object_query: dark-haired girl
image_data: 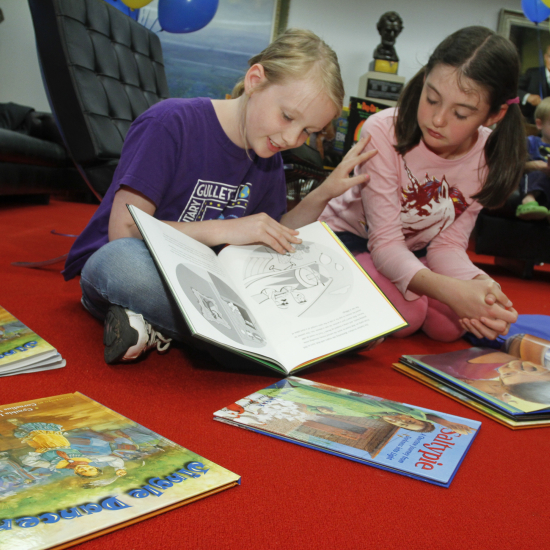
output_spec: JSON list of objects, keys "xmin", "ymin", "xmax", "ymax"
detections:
[{"xmin": 321, "ymin": 26, "xmax": 525, "ymax": 342}]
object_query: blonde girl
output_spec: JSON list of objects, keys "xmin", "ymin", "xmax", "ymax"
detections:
[{"xmin": 63, "ymin": 29, "xmax": 376, "ymax": 364}]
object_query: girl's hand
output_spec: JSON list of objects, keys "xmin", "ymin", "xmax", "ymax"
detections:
[
  {"xmin": 460, "ymin": 299, "xmax": 517, "ymax": 340},
  {"xmin": 458, "ymin": 277, "xmax": 517, "ymax": 340},
  {"xmin": 279, "ymin": 135, "xmax": 378, "ymax": 230},
  {"xmin": 318, "ymin": 135, "xmax": 378, "ymax": 201},
  {"xmin": 459, "ymin": 311, "xmax": 516, "ymax": 340},
  {"xmin": 442, "ymin": 278, "xmax": 517, "ymax": 336},
  {"xmin": 219, "ymin": 213, "xmax": 301, "ymax": 254}
]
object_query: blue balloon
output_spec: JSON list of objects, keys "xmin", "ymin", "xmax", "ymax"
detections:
[
  {"xmin": 522, "ymin": 0, "xmax": 550, "ymax": 24},
  {"xmin": 158, "ymin": 0, "xmax": 219, "ymax": 34},
  {"xmin": 102, "ymin": 0, "xmax": 140, "ymax": 21}
]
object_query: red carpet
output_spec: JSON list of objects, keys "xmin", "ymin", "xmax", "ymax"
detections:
[{"xmin": 2, "ymin": 198, "xmax": 550, "ymax": 550}]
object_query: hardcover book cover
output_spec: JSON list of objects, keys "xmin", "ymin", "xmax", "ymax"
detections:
[
  {"xmin": 0, "ymin": 393, "xmax": 240, "ymax": 550},
  {"xmin": 214, "ymin": 377, "xmax": 480, "ymax": 487},
  {"xmin": 393, "ymin": 362, "xmax": 550, "ymax": 429},
  {"xmin": 397, "ymin": 335, "xmax": 550, "ymax": 427},
  {"xmin": 0, "ymin": 305, "xmax": 65, "ymax": 376}
]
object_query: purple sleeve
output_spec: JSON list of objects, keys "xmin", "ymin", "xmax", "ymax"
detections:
[{"xmin": 112, "ymin": 115, "xmax": 179, "ymax": 207}]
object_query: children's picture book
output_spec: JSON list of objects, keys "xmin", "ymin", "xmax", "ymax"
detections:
[
  {"xmin": 0, "ymin": 392, "xmax": 240, "ymax": 550},
  {"xmin": 396, "ymin": 333, "xmax": 550, "ymax": 429},
  {"xmin": 392, "ymin": 362, "xmax": 550, "ymax": 429},
  {"xmin": 213, "ymin": 376, "xmax": 480, "ymax": 487},
  {"xmin": 0, "ymin": 305, "xmax": 65, "ymax": 376},
  {"xmin": 129, "ymin": 206, "xmax": 407, "ymax": 375},
  {"xmin": 342, "ymin": 96, "xmax": 389, "ymax": 154}
]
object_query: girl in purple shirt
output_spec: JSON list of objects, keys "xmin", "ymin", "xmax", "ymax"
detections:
[{"xmin": 64, "ymin": 29, "xmax": 376, "ymax": 365}]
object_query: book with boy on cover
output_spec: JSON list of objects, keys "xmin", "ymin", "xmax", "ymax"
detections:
[
  {"xmin": 0, "ymin": 305, "xmax": 65, "ymax": 376},
  {"xmin": 0, "ymin": 392, "xmax": 240, "ymax": 550},
  {"xmin": 128, "ymin": 206, "xmax": 407, "ymax": 375},
  {"xmin": 395, "ymin": 333, "xmax": 550, "ymax": 429},
  {"xmin": 213, "ymin": 376, "xmax": 480, "ymax": 487}
]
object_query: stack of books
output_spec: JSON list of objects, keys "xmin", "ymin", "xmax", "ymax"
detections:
[
  {"xmin": 0, "ymin": 305, "xmax": 65, "ymax": 376},
  {"xmin": 394, "ymin": 333, "xmax": 550, "ymax": 429}
]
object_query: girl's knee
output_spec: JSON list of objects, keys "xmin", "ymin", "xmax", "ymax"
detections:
[
  {"xmin": 391, "ymin": 299, "xmax": 429, "ymax": 338},
  {"xmin": 422, "ymin": 300, "xmax": 465, "ymax": 342},
  {"xmin": 354, "ymin": 252, "xmax": 429, "ymax": 338}
]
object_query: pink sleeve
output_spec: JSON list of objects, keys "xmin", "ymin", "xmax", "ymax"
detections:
[
  {"xmin": 358, "ymin": 114, "xmax": 428, "ymax": 299},
  {"xmin": 425, "ymin": 201, "xmax": 486, "ymax": 280}
]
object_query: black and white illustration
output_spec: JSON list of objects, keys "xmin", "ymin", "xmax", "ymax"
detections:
[
  {"xmin": 175, "ymin": 264, "xmax": 266, "ymax": 348},
  {"xmin": 243, "ymin": 241, "xmax": 354, "ymax": 318}
]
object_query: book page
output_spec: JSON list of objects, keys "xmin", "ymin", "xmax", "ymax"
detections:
[
  {"xmin": 218, "ymin": 222, "xmax": 407, "ymax": 370},
  {"xmin": 128, "ymin": 206, "xmax": 281, "ymax": 362}
]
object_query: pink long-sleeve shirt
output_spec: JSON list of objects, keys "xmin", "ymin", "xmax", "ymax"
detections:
[{"xmin": 320, "ymin": 108, "xmax": 489, "ymax": 300}]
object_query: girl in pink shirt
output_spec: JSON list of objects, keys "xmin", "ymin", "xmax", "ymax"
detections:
[{"xmin": 321, "ymin": 26, "xmax": 525, "ymax": 342}]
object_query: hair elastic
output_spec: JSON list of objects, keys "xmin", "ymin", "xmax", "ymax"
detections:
[{"xmin": 506, "ymin": 97, "xmax": 520, "ymax": 105}]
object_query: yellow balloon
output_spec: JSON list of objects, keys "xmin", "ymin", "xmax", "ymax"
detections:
[
  {"xmin": 121, "ymin": 0, "xmax": 153, "ymax": 8},
  {"xmin": 543, "ymin": 0, "xmax": 550, "ymax": 6}
]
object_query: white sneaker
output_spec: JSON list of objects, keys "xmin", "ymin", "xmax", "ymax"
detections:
[{"xmin": 103, "ymin": 306, "xmax": 171, "ymax": 365}]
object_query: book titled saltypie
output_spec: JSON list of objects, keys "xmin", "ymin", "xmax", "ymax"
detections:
[{"xmin": 214, "ymin": 377, "xmax": 480, "ymax": 487}]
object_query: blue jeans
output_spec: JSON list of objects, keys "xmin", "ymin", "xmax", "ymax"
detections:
[
  {"xmin": 80, "ymin": 238, "xmax": 192, "ymax": 342},
  {"xmin": 80, "ymin": 238, "xmax": 259, "ymax": 369}
]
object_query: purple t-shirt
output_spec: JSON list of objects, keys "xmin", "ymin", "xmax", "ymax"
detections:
[{"xmin": 63, "ymin": 98, "xmax": 286, "ymax": 280}]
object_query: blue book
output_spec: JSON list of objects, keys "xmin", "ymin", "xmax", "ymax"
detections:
[{"xmin": 214, "ymin": 376, "xmax": 480, "ymax": 487}]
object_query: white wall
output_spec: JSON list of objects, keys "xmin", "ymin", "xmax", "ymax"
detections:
[
  {"xmin": 0, "ymin": 0, "xmax": 524, "ymax": 112},
  {"xmin": 288, "ymin": 0, "xmax": 523, "ymax": 104}
]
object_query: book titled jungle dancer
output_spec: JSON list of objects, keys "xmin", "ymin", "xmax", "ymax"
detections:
[
  {"xmin": 0, "ymin": 393, "xmax": 240, "ymax": 550},
  {"xmin": 213, "ymin": 377, "xmax": 480, "ymax": 487},
  {"xmin": 395, "ymin": 333, "xmax": 550, "ymax": 429},
  {"xmin": 0, "ymin": 305, "xmax": 65, "ymax": 376},
  {"xmin": 128, "ymin": 206, "xmax": 407, "ymax": 375}
]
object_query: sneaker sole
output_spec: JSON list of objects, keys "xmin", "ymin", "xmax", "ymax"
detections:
[{"xmin": 104, "ymin": 306, "xmax": 139, "ymax": 365}]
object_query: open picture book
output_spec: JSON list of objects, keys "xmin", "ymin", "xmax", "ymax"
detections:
[
  {"xmin": 213, "ymin": 376, "xmax": 481, "ymax": 487},
  {"xmin": 128, "ymin": 206, "xmax": 407, "ymax": 374},
  {"xmin": 395, "ymin": 333, "xmax": 550, "ymax": 429},
  {"xmin": 0, "ymin": 305, "xmax": 65, "ymax": 376},
  {"xmin": 0, "ymin": 392, "xmax": 240, "ymax": 550}
]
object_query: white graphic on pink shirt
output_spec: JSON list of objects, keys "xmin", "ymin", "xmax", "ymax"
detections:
[{"xmin": 400, "ymin": 165, "xmax": 468, "ymax": 250}]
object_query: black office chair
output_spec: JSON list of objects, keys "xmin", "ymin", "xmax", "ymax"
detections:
[{"xmin": 28, "ymin": 0, "xmax": 170, "ymax": 200}]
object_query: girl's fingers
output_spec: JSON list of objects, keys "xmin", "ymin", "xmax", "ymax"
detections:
[
  {"xmin": 266, "ymin": 222, "xmax": 303, "ymax": 253},
  {"xmin": 491, "ymin": 285, "xmax": 513, "ymax": 308},
  {"xmin": 461, "ymin": 318, "xmax": 483, "ymax": 339},
  {"xmin": 346, "ymin": 146, "xmax": 378, "ymax": 168},
  {"xmin": 345, "ymin": 174, "xmax": 370, "ymax": 188},
  {"xmin": 479, "ymin": 316, "xmax": 507, "ymax": 333},
  {"xmin": 471, "ymin": 318, "xmax": 500, "ymax": 340},
  {"xmin": 355, "ymin": 149, "xmax": 378, "ymax": 165},
  {"xmin": 349, "ymin": 134, "xmax": 371, "ymax": 154}
]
